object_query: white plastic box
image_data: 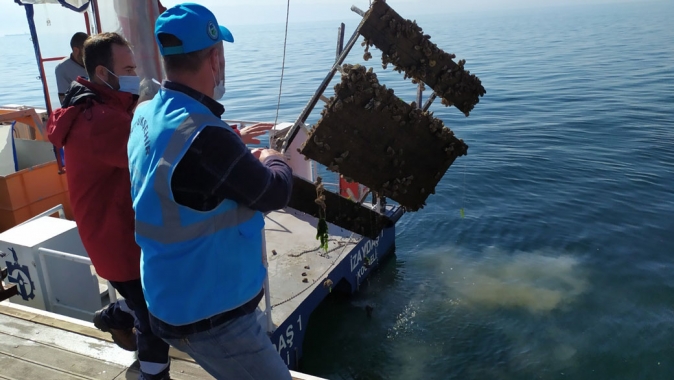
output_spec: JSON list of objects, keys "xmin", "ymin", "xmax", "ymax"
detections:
[{"xmin": 0, "ymin": 216, "xmax": 102, "ymax": 321}]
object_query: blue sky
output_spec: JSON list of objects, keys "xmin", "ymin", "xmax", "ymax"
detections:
[{"xmin": 0, "ymin": 0, "xmax": 650, "ymax": 36}]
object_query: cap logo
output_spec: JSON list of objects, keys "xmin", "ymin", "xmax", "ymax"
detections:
[{"xmin": 207, "ymin": 21, "xmax": 219, "ymax": 40}]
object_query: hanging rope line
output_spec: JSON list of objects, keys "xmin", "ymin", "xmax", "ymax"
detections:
[
  {"xmin": 273, "ymin": 0, "xmax": 291, "ymax": 129},
  {"xmin": 460, "ymin": 158, "xmax": 466, "ymax": 218}
]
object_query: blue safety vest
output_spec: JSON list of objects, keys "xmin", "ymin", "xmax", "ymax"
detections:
[{"xmin": 127, "ymin": 87, "xmax": 265, "ymax": 325}]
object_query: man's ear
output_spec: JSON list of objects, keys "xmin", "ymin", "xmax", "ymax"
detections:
[
  {"xmin": 209, "ymin": 47, "xmax": 220, "ymax": 72},
  {"xmin": 94, "ymin": 65, "xmax": 108, "ymax": 81}
]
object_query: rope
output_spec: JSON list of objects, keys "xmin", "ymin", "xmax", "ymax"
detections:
[
  {"xmin": 272, "ymin": 234, "xmax": 359, "ymax": 308},
  {"xmin": 273, "ymin": 0, "xmax": 291, "ymax": 128},
  {"xmin": 460, "ymin": 157, "xmax": 466, "ymax": 218},
  {"xmin": 288, "ymin": 238, "xmax": 348, "ymax": 258}
]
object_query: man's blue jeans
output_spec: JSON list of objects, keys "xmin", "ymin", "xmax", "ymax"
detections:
[
  {"xmin": 152, "ymin": 308, "xmax": 291, "ymax": 380},
  {"xmin": 104, "ymin": 279, "xmax": 170, "ymax": 379}
]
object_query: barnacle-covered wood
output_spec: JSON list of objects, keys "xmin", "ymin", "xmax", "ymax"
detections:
[
  {"xmin": 300, "ymin": 64, "xmax": 468, "ymax": 211},
  {"xmin": 288, "ymin": 175, "xmax": 391, "ymax": 239},
  {"xmin": 359, "ymin": 0, "xmax": 485, "ymax": 116}
]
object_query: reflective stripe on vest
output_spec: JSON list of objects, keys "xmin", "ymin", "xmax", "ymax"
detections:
[{"xmin": 134, "ymin": 113, "xmax": 257, "ymax": 244}]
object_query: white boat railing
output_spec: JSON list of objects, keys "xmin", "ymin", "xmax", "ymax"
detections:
[
  {"xmin": 261, "ymin": 233, "xmax": 274, "ymax": 334},
  {"xmin": 16, "ymin": 204, "xmax": 66, "ymax": 227}
]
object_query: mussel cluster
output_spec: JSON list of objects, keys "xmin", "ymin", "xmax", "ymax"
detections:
[
  {"xmin": 303, "ymin": 64, "xmax": 468, "ymax": 211},
  {"xmin": 360, "ymin": 0, "xmax": 486, "ymax": 116}
]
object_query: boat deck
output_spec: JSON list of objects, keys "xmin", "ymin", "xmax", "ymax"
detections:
[
  {"xmin": 257, "ymin": 205, "xmax": 399, "ymax": 367},
  {"xmin": 0, "ymin": 301, "xmax": 325, "ymax": 380},
  {"xmin": 261, "ymin": 208, "xmax": 359, "ymax": 325}
]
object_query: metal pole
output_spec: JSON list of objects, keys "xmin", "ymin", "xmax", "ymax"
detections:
[
  {"xmin": 108, "ymin": 281, "xmax": 118, "ymax": 303},
  {"xmin": 22, "ymin": 4, "xmax": 66, "ymax": 173},
  {"xmin": 39, "ymin": 248, "xmax": 92, "ymax": 265},
  {"xmin": 422, "ymin": 93, "xmax": 438, "ymax": 112},
  {"xmin": 16, "ymin": 204, "xmax": 65, "ymax": 227},
  {"xmin": 279, "ymin": 8, "xmax": 366, "ymax": 153},
  {"xmin": 83, "ymin": 11, "xmax": 91, "ymax": 35},
  {"xmin": 350, "ymin": 5, "xmax": 365, "ymax": 16},
  {"xmin": 261, "ymin": 232, "xmax": 274, "ymax": 334},
  {"xmin": 91, "ymin": 0, "xmax": 102, "ymax": 34},
  {"xmin": 336, "ymin": 23, "xmax": 345, "ymax": 59},
  {"xmin": 416, "ymin": 83, "xmax": 423, "ymax": 108},
  {"xmin": 24, "ymin": 5, "xmax": 52, "ymax": 116}
]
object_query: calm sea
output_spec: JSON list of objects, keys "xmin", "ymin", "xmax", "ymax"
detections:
[{"xmin": 1, "ymin": 1, "xmax": 673, "ymax": 379}]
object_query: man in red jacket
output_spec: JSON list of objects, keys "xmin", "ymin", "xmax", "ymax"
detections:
[{"xmin": 46, "ymin": 32, "xmax": 170, "ymax": 380}]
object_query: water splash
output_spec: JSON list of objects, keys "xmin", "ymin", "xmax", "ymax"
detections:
[{"xmin": 386, "ymin": 300, "xmax": 419, "ymax": 339}]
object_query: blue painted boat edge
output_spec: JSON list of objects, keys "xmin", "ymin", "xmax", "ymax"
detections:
[{"xmin": 271, "ymin": 205, "xmax": 404, "ymax": 369}]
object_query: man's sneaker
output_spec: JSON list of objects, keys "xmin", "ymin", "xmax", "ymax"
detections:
[
  {"xmin": 138, "ymin": 363, "xmax": 171, "ymax": 380},
  {"xmin": 139, "ymin": 369, "xmax": 171, "ymax": 380},
  {"xmin": 93, "ymin": 309, "xmax": 138, "ymax": 351}
]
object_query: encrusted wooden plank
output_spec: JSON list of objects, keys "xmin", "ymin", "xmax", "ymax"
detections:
[
  {"xmin": 300, "ymin": 64, "xmax": 468, "ymax": 211},
  {"xmin": 288, "ymin": 175, "xmax": 390, "ymax": 239},
  {"xmin": 359, "ymin": 0, "xmax": 486, "ymax": 116}
]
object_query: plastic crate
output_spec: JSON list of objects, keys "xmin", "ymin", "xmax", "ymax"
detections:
[{"xmin": 0, "ymin": 161, "xmax": 72, "ymax": 233}]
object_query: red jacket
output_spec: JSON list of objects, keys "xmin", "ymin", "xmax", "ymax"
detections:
[{"xmin": 47, "ymin": 77, "xmax": 140, "ymax": 282}]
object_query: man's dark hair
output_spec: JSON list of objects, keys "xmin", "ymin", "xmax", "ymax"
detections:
[
  {"xmin": 157, "ymin": 33, "xmax": 214, "ymax": 74},
  {"xmin": 70, "ymin": 32, "xmax": 89, "ymax": 49},
  {"xmin": 83, "ymin": 32, "xmax": 131, "ymax": 79}
]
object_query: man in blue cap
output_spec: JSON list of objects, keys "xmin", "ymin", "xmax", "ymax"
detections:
[{"xmin": 127, "ymin": 3, "xmax": 293, "ymax": 379}]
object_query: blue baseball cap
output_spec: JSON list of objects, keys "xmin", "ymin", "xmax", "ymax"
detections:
[{"xmin": 155, "ymin": 2, "xmax": 234, "ymax": 56}]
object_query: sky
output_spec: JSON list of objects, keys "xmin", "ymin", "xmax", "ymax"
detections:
[{"xmin": 0, "ymin": 0, "xmax": 652, "ymax": 36}]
